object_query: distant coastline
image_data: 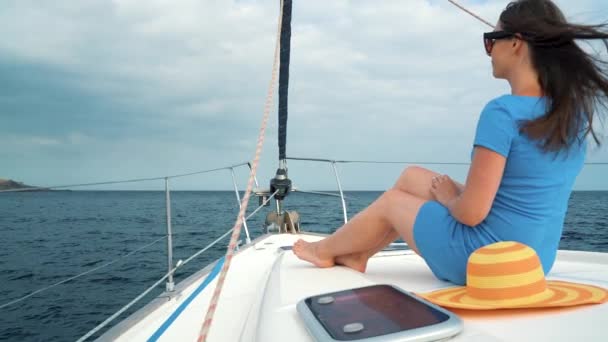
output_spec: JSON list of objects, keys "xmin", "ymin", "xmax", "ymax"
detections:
[{"xmin": 0, "ymin": 179, "xmax": 49, "ymax": 191}]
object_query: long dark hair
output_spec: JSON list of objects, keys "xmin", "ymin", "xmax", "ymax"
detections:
[{"xmin": 499, "ymin": 0, "xmax": 608, "ymax": 152}]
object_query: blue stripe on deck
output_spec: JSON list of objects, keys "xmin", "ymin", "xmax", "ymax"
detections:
[{"xmin": 147, "ymin": 257, "xmax": 225, "ymax": 342}]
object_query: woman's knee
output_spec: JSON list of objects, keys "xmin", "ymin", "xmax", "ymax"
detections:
[
  {"xmin": 393, "ymin": 166, "xmax": 424, "ymax": 189},
  {"xmin": 393, "ymin": 166, "xmax": 438, "ymax": 199},
  {"xmin": 379, "ymin": 189, "xmax": 426, "ymax": 249}
]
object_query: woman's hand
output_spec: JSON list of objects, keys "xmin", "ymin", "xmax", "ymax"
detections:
[{"xmin": 430, "ymin": 175, "xmax": 461, "ymax": 208}]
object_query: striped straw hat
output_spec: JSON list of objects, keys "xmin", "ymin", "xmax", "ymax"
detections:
[{"xmin": 418, "ymin": 241, "xmax": 608, "ymax": 310}]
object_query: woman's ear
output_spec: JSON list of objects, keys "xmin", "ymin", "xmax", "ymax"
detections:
[
  {"xmin": 512, "ymin": 38, "xmax": 525, "ymax": 55},
  {"xmin": 511, "ymin": 34, "xmax": 524, "ymax": 50}
]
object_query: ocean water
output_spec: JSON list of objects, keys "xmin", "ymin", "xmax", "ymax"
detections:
[{"xmin": 0, "ymin": 190, "xmax": 606, "ymax": 341}]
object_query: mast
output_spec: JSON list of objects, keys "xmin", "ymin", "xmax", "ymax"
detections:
[
  {"xmin": 267, "ymin": 0, "xmax": 299, "ymax": 233},
  {"xmin": 270, "ymin": 0, "xmax": 293, "ymax": 204},
  {"xmin": 278, "ymin": 0, "xmax": 292, "ymax": 164}
]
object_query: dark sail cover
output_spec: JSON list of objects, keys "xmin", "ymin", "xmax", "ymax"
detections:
[{"xmin": 278, "ymin": 0, "xmax": 292, "ymax": 160}]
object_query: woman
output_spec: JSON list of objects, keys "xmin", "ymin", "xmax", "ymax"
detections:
[{"xmin": 293, "ymin": 0, "xmax": 608, "ymax": 285}]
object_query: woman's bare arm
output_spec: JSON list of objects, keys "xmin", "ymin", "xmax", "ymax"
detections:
[
  {"xmin": 447, "ymin": 147, "xmax": 506, "ymax": 226},
  {"xmin": 455, "ymin": 181, "xmax": 465, "ymax": 194}
]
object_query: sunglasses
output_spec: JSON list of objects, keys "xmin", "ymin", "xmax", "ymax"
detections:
[{"xmin": 483, "ymin": 31, "xmax": 516, "ymax": 56}]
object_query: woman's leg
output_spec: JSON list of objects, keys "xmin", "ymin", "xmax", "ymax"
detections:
[
  {"xmin": 395, "ymin": 165, "xmax": 465, "ymax": 195},
  {"xmin": 294, "ymin": 166, "xmax": 462, "ymax": 271},
  {"xmin": 333, "ymin": 166, "xmax": 447, "ymax": 271},
  {"xmin": 293, "ymin": 188, "xmax": 427, "ymax": 268},
  {"xmin": 394, "ymin": 166, "xmax": 443, "ymax": 198},
  {"xmin": 333, "ymin": 229, "xmax": 400, "ymax": 272}
]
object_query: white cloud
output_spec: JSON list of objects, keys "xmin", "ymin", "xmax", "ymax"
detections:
[{"xmin": 1, "ymin": 0, "xmax": 607, "ymax": 189}]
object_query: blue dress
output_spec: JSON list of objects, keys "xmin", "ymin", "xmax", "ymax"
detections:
[{"xmin": 413, "ymin": 95, "xmax": 587, "ymax": 285}]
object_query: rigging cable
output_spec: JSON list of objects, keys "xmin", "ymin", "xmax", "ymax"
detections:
[
  {"xmin": 196, "ymin": 1, "xmax": 286, "ymax": 340},
  {"xmin": 447, "ymin": 0, "xmax": 495, "ymax": 28}
]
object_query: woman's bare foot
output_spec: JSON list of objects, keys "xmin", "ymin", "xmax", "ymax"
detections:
[
  {"xmin": 335, "ymin": 252, "xmax": 370, "ymax": 273},
  {"xmin": 293, "ymin": 239, "xmax": 335, "ymax": 268}
]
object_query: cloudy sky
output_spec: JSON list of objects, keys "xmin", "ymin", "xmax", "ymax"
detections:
[{"xmin": 2, "ymin": 0, "xmax": 607, "ymax": 191}]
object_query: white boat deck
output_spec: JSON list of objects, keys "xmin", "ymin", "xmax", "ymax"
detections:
[{"xmin": 100, "ymin": 233, "xmax": 608, "ymax": 341}]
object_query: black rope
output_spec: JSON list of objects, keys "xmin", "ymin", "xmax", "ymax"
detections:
[{"xmin": 278, "ymin": 0, "xmax": 292, "ymax": 160}]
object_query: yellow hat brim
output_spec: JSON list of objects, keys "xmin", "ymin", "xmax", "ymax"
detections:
[{"xmin": 417, "ymin": 280, "xmax": 608, "ymax": 310}]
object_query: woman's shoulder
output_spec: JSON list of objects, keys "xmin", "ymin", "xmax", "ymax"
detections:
[
  {"xmin": 487, "ymin": 94, "xmax": 544, "ymax": 105},
  {"xmin": 483, "ymin": 94, "xmax": 546, "ymax": 119},
  {"xmin": 479, "ymin": 95, "xmax": 514, "ymax": 119}
]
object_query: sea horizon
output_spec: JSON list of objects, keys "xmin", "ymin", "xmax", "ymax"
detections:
[{"xmin": 6, "ymin": 189, "xmax": 608, "ymax": 192}]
